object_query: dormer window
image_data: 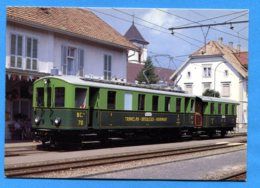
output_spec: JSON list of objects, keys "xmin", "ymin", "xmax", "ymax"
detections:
[
  {"xmin": 225, "ymin": 70, "xmax": 229, "ymax": 77},
  {"xmin": 187, "ymin": 71, "xmax": 191, "ymax": 78}
]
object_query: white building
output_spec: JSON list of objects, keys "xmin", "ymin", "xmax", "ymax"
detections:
[
  {"xmin": 170, "ymin": 39, "xmax": 248, "ymax": 131},
  {"xmin": 5, "ymin": 7, "xmax": 136, "ymax": 140}
]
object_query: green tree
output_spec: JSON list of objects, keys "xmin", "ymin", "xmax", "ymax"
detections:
[
  {"xmin": 136, "ymin": 57, "xmax": 160, "ymax": 84},
  {"xmin": 202, "ymin": 89, "xmax": 220, "ymax": 98}
]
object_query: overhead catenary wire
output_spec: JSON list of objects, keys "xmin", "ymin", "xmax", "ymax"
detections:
[
  {"xmin": 89, "ymin": 8, "xmax": 202, "ymax": 48},
  {"xmin": 158, "ymin": 9, "xmax": 248, "ymax": 41},
  {"xmin": 112, "ymin": 8, "xmax": 204, "ymax": 44}
]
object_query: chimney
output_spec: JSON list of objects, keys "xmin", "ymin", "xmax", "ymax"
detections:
[
  {"xmin": 228, "ymin": 41, "xmax": 233, "ymax": 48},
  {"xmin": 218, "ymin": 37, "xmax": 223, "ymax": 44},
  {"xmin": 237, "ymin": 44, "xmax": 241, "ymax": 52}
]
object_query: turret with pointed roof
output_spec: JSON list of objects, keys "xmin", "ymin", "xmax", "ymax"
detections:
[{"xmin": 124, "ymin": 23, "xmax": 149, "ymax": 46}]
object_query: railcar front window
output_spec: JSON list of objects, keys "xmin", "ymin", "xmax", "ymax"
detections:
[
  {"xmin": 36, "ymin": 88, "xmax": 44, "ymax": 107},
  {"xmin": 55, "ymin": 88, "xmax": 65, "ymax": 107},
  {"xmin": 75, "ymin": 88, "xmax": 87, "ymax": 108}
]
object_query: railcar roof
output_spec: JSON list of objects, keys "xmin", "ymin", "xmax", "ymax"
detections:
[
  {"xmin": 36, "ymin": 76, "xmax": 240, "ymax": 104},
  {"xmin": 198, "ymin": 96, "xmax": 239, "ymax": 104},
  {"xmin": 37, "ymin": 76, "xmax": 195, "ymax": 97}
]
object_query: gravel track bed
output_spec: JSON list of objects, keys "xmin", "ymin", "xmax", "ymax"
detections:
[{"xmin": 24, "ymin": 144, "xmax": 246, "ymax": 178}]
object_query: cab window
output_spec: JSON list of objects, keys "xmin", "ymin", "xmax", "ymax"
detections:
[
  {"xmin": 75, "ymin": 88, "xmax": 87, "ymax": 108},
  {"xmin": 36, "ymin": 88, "xmax": 44, "ymax": 107},
  {"xmin": 55, "ymin": 87, "xmax": 65, "ymax": 107}
]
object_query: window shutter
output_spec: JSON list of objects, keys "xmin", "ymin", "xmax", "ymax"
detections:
[
  {"xmin": 61, "ymin": 46, "xmax": 67, "ymax": 75},
  {"xmin": 78, "ymin": 49, "xmax": 84, "ymax": 76}
]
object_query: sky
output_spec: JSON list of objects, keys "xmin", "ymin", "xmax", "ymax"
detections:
[{"xmin": 89, "ymin": 8, "xmax": 248, "ymax": 69}]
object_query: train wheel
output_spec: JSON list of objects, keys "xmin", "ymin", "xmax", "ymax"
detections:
[
  {"xmin": 221, "ymin": 130, "xmax": 227, "ymax": 137},
  {"xmin": 207, "ymin": 130, "xmax": 214, "ymax": 138}
]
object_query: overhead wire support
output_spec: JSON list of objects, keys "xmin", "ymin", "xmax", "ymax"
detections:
[{"xmin": 168, "ymin": 20, "xmax": 248, "ymax": 31}]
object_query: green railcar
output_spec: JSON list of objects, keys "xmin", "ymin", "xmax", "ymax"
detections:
[{"xmin": 32, "ymin": 76, "xmax": 239, "ymax": 144}]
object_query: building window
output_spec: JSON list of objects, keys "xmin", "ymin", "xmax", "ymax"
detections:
[
  {"xmin": 10, "ymin": 34, "xmax": 23, "ymax": 68},
  {"xmin": 138, "ymin": 94, "xmax": 145, "ymax": 111},
  {"xmin": 61, "ymin": 46, "xmax": 84, "ymax": 76},
  {"xmin": 185, "ymin": 83, "xmax": 193, "ymax": 94},
  {"xmin": 203, "ymin": 65, "xmax": 212, "ymax": 78},
  {"xmin": 222, "ymin": 83, "xmax": 230, "ymax": 97},
  {"xmin": 26, "ymin": 37, "xmax": 38, "ymax": 70},
  {"xmin": 104, "ymin": 55, "xmax": 112, "ymax": 80},
  {"xmin": 152, "ymin": 96, "xmax": 159, "ymax": 111},
  {"xmin": 165, "ymin": 97, "xmax": 171, "ymax": 112},
  {"xmin": 203, "ymin": 82, "xmax": 211, "ymax": 92}
]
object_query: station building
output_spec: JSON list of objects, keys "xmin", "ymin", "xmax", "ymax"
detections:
[{"xmin": 5, "ymin": 7, "xmax": 137, "ymax": 140}]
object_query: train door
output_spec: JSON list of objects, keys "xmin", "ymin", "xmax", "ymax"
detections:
[
  {"xmin": 194, "ymin": 97, "xmax": 203, "ymax": 127},
  {"xmin": 88, "ymin": 87, "xmax": 100, "ymax": 128}
]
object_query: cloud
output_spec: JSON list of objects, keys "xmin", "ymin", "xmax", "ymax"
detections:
[{"xmin": 141, "ymin": 9, "xmax": 179, "ymax": 35}]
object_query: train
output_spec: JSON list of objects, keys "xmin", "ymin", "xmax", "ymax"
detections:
[{"xmin": 32, "ymin": 76, "xmax": 239, "ymax": 145}]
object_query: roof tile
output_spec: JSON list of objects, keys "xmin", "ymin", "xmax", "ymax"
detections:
[{"xmin": 7, "ymin": 7, "xmax": 136, "ymax": 50}]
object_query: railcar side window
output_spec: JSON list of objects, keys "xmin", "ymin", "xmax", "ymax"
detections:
[
  {"xmin": 225, "ymin": 104, "xmax": 229, "ymax": 115},
  {"xmin": 36, "ymin": 88, "xmax": 44, "ymax": 107},
  {"xmin": 47, "ymin": 87, "xmax": 52, "ymax": 107},
  {"xmin": 138, "ymin": 94, "xmax": 145, "ymax": 111},
  {"xmin": 108, "ymin": 91, "xmax": 116, "ymax": 110},
  {"xmin": 152, "ymin": 96, "xmax": 159, "ymax": 111},
  {"xmin": 190, "ymin": 99, "xmax": 194, "ymax": 112},
  {"xmin": 75, "ymin": 88, "xmax": 87, "ymax": 108},
  {"xmin": 55, "ymin": 87, "xmax": 65, "ymax": 107},
  {"xmin": 176, "ymin": 98, "xmax": 181, "ymax": 113},
  {"xmin": 232, "ymin": 105, "xmax": 236, "ymax": 115},
  {"xmin": 124, "ymin": 93, "xmax": 133, "ymax": 110},
  {"xmin": 210, "ymin": 103, "xmax": 214, "ymax": 114},
  {"xmin": 218, "ymin": 104, "xmax": 222, "ymax": 114},
  {"xmin": 165, "ymin": 97, "xmax": 171, "ymax": 112}
]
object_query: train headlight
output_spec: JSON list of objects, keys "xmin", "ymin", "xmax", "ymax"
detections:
[
  {"xmin": 34, "ymin": 116, "xmax": 41, "ymax": 125},
  {"xmin": 54, "ymin": 117, "xmax": 61, "ymax": 126}
]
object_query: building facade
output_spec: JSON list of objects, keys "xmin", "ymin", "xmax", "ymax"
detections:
[
  {"xmin": 5, "ymin": 7, "xmax": 136, "ymax": 140},
  {"xmin": 170, "ymin": 39, "xmax": 248, "ymax": 131}
]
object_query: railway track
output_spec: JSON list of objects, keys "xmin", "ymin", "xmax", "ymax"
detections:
[
  {"xmin": 5, "ymin": 141, "xmax": 245, "ymax": 177},
  {"xmin": 5, "ymin": 133, "xmax": 246, "ymax": 157},
  {"xmin": 219, "ymin": 170, "xmax": 246, "ymax": 181}
]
